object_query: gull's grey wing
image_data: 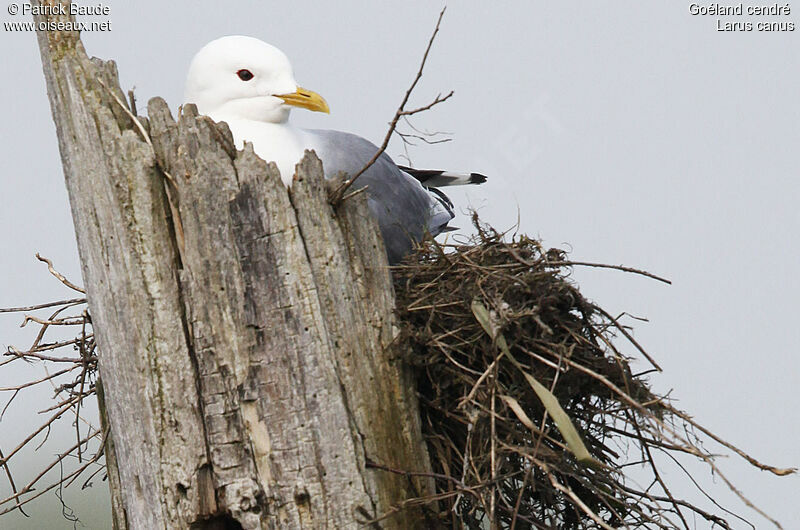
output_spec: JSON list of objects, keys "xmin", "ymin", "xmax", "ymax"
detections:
[{"xmin": 303, "ymin": 128, "xmax": 454, "ymax": 264}]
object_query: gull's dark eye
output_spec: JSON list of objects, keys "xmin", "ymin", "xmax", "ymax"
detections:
[{"xmin": 237, "ymin": 69, "xmax": 254, "ymax": 81}]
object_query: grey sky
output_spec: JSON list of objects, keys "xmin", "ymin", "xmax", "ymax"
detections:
[{"xmin": 1, "ymin": 2, "xmax": 798, "ymax": 528}]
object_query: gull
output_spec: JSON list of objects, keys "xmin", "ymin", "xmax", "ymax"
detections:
[{"xmin": 184, "ymin": 35, "xmax": 486, "ymax": 264}]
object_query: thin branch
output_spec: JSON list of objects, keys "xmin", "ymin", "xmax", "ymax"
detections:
[
  {"xmin": 547, "ymin": 472, "xmax": 616, "ymax": 530},
  {"xmin": 21, "ymin": 315, "xmax": 86, "ymax": 327},
  {"xmin": 0, "ymin": 429, "xmax": 105, "ymax": 514},
  {"xmin": 330, "ymin": 7, "xmax": 451, "ymax": 203},
  {"xmin": 545, "ymin": 259, "xmax": 672, "ymax": 285},
  {"xmin": 396, "ymin": 130, "xmax": 453, "ymax": 146},
  {"xmin": 626, "ymin": 409, "xmax": 691, "ymax": 530},
  {"xmin": 0, "ymin": 366, "xmax": 77, "ymax": 392},
  {"xmin": 400, "ymin": 91, "xmax": 454, "ymax": 117},
  {"xmin": 594, "ymin": 305, "xmax": 664, "ymax": 373},
  {"xmin": 663, "ymin": 403, "xmax": 797, "ymax": 476},
  {"xmin": 0, "ymin": 447, "xmax": 28, "ymax": 517},
  {"xmin": 5, "ymin": 344, "xmax": 88, "ymax": 363},
  {"xmin": 35, "ymin": 254, "xmax": 85, "ymax": 294},
  {"xmin": 0, "ymin": 397, "xmax": 83, "ymax": 468},
  {"xmin": 0, "ymin": 298, "xmax": 85, "ymax": 313}
]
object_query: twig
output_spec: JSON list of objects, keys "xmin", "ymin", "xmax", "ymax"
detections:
[
  {"xmin": 97, "ymin": 78, "xmax": 151, "ymax": 149},
  {"xmin": 35, "ymin": 254, "xmax": 85, "ymax": 294},
  {"xmin": 0, "ymin": 429, "xmax": 105, "ymax": 514},
  {"xmin": 0, "ymin": 298, "xmax": 85, "ymax": 313},
  {"xmin": 99, "ymin": 78, "xmax": 186, "ymax": 258},
  {"xmin": 6, "ymin": 344, "xmax": 88, "ymax": 363},
  {"xmin": 489, "ymin": 363, "xmax": 497, "ymax": 528},
  {"xmin": 0, "ymin": 397, "xmax": 83, "ymax": 468},
  {"xmin": 626, "ymin": 409, "xmax": 691, "ymax": 530},
  {"xmin": 546, "ymin": 259, "xmax": 672, "ymax": 285},
  {"xmin": 659, "ymin": 450, "xmax": 750, "ymax": 529},
  {"xmin": 396, "ymin": 130, "xmax": 452, "ymax": 146},
  {"xmin": 663, "ymin": 403, "xmax": 797, "ymax": 476},
  {"xmin": 21, "ymin": 315, "xmax": 86, "ymax": 327},
  {"xmin": 0, "ymin": 447, "xmax": 28, "ymax": 517},
  {"xmin": 396, "ymin": 116, "xmax": 453, "ymax": 147},
  {"xmin": 0, "ymin": 367, "xmax": 76, "ymax": 392},
  {"xmin": 330, "ymin": 7, "xmax": 451, "ymax": 203},
  {"xmin": 452, "ymin": 407, "xmax": 478, "ymax": 514},
  {"xmin": 546, "ymin": 472, "xmax": 616, "ymax": 530},
  {"xmin": 0, "ymin": 261, "xmax": 102, "ymax": 523},
  {"xmin": 594, "ymin": 305, "xmax": 663, "ymax": 372}
]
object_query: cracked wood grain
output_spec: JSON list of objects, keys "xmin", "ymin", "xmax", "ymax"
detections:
[{"xmin": 34, "ymin": 1, "xmax": 433, "ymax": 528}]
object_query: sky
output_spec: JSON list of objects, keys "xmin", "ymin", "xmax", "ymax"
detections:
[{"xmin": 1, "ymin": 1, "xmax": 798, "ymax": 528}]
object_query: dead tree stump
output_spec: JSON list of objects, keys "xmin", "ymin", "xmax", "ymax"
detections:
[{"xmin": 34, "ymin": 2, "xmax": 433, "ymax": 528}]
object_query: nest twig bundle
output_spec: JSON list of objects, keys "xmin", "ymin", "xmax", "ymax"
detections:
[{"xmin": 391, "ymin": 217, "xmax": 792, "ymax": 529}]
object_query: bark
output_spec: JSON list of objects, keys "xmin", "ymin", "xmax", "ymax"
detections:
[{"xmin": 34, "ymin": 2, "xmax": 433, "ymax": 528}]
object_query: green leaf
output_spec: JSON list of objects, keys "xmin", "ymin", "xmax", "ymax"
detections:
[{"xmin": 471, "ymin": 299, "xmax": 598, "ymax": 466}]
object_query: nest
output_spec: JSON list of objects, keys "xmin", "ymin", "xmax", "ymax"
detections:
[{"xmin": 391, "ymin": 217, "xmax": 769, "ymax": 529}]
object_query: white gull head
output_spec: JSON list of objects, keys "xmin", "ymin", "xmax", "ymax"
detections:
[{"xmin": 183, "ymin": 35, "xmax": 330, "ymax": 183}]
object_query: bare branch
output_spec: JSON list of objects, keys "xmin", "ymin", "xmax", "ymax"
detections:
[
  {"xmin": 0, "ymin": 447, "xmax": 27, "ymax": 517},
  {"xmin": 35, "ymin": 254, "xmax": 85, "ymax": 294},
  {"xmin": 0, "ymin": 429, "xmax": 105, "ymax": 515},
  {"xmin": 21, "ymin": 315, "xmax": 86, "ymax": 327},
  {"xmin": 0, "ymin": 298, "xmax": 85, "ymax": 314},
  {"xmin": 330, "ymin": 7, "xmax": 451, "ymax": 203},
  {"xmin": 547, "ymin": 259, "xmax": 672, "ymax": 285},
  {"xmin": 399, "ymin": 91, "xmax": 454, "ymax": 117},
  {"xmin": 0, "ymin": 367, "xmax": 77, "ymax": 392}
]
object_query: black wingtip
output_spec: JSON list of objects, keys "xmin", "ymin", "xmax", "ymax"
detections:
[{"xmin": 470, "ymin": 173, "xmax": 488, "ymax": 184}]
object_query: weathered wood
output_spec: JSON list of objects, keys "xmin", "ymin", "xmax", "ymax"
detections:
[
  {"xmin": 34, "ymin": 2, "xmax": 433, "ymax": 528},
  {"xmin": 35, "ymin": 13, "xmax": 208, "ymax": 530}
]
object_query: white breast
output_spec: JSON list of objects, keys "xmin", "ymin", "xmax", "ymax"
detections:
[{"xmin": 213, "ymin": 117, "xmax": 307, "ymax": 186}]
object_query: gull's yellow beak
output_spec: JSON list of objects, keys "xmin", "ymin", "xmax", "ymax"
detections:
[{"xmin": 276, "ymin": 86, "xmax": 330, "ymax": 114}]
